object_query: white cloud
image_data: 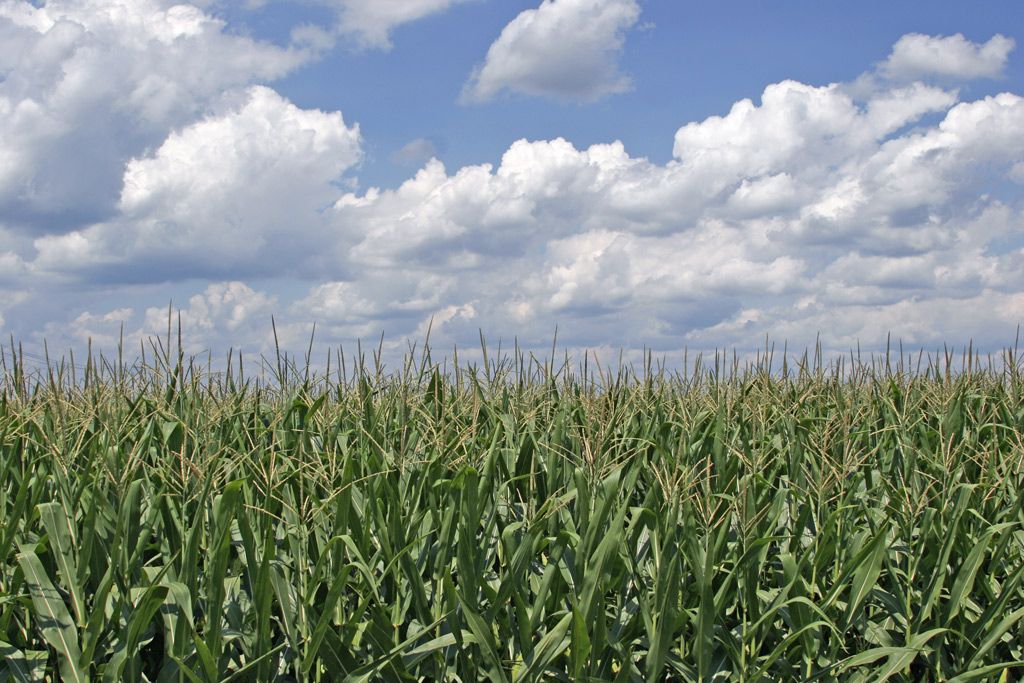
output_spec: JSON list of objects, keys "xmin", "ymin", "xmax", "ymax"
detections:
[
  {"xmin": 685, "ymin": 291, "xmax": 1024, "ymax": 351},
  {"xmin": 521, "ymin": 227, "xmax": 806, "ymax": 314},
  {"xmin": 142, "ymin": 282, "xmax": 277, "ymax": 343},
  {"xmin": 65, "ymin": 282, "xmax": 278, "ymax": 355},
  {"xmin": 672, "ymin": 81, "xmax": 956, "ymax": 178},
  {"xmin": 217, "ymin": 0, "xmax": 474, "ymax": 51},
  {"xmin": 1010, "ymin": 161, "xmax": 1024, "ymax": 184},
  {"xmin": 328, "ymin": 0, "xmax": 474, "ymax": 49},
  {"xmin": 0, "ymin": 248, "xmax": 29, "ymax": 286},
  {"xmin": 392, "ymin": 138, "xmax": 439, "ymax": 166},
  {"xmin": 300, "ymin": 273, "xmax": 455, "ymax": 321},
  {"xmin": 410, "ymin": 302, "xmax": 477, "ymax": 340},
  {"xmin": 0, "ymin": 0, "xmax": 311, "ymax": 231},
  {"xmin": 881, "ymin": 33, "xmax": 1015, "ymax": 81},
  {"xmin": 10, "ymin": 31, "xmax": 1024, "ymax": 357},
  {"xmin": 64, "ymin": 307, "xmax": 135, "ymax": 348},
  {"xmin": 463, "ymin": 0, "xmax": 641, "ymax": 103},
  {"xmin": 32, "ymin": 86, "xmax": 362, "ymax": 280},
  {"xmin": 318, "ymin": 80, "xmax": 1023, "ymax": 352}
]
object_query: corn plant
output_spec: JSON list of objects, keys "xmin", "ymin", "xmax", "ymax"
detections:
[{"xmin": 0, "ymin": 337, "xmax": 1022, "ymax": 681}]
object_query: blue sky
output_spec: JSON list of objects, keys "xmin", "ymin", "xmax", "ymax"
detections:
[
  {"xmin": 249, "ymin": 0, "xmax": 1024, "ymax": 187},
  {"xmin": 0, "ymin": 0, "xmax": 1022, "ymax": 364}
]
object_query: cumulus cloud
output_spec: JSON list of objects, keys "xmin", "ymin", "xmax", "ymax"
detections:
[
  {"xmin": 142, "ymin": 282, "xmax": 278, "ymax": 347},
  {"xmin": 337, "ymin": 80, "xmax": 971, "ymax": 273},
  {"xmin": 881, "ymin": 33, "xmax": 1015, "ymax": 81},
  {"xmin": 463, "ymin": 0, "xmax": 641, "ymax": 103},
  {"xmin": 0, "ymin": 0, "xmax": 310, "ymax": 233},
  {"xmin": 32, "ymin": 86, "xmax": 362, "ymax": 281},
  {"xmin": 63, "ymin": 282, "xmax": 279, "ymax": 355},
  {"xmin": 320, "ymin": 81, "xmax": 1022, "ymax": 352},
  {"xmin": 9, "ymin": 30, "xmax": 1024, "ymax": 358},
  {"xmin": 63, "ymin": 307, "xmax": 136, "ymax": 349}
]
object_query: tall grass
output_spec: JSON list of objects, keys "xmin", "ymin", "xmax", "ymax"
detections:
[{"xmin": 1, "ymin": 335, "xmax": 1022, "ymax": 681}]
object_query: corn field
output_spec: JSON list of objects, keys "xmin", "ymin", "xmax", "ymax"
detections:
[{"xmin": 1, "ymin": 337, "xmax": 1023, "ymax": 681}]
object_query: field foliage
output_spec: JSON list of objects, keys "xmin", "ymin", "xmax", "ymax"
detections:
[{"xmin": 1, "ymin": 336, "xmax": 1023, "ymax": 681}]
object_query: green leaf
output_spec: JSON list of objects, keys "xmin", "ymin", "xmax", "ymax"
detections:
[
  {"xmin": 38, "ymin": 501, "xmax": 86, "ymax": 628},
  {"xmin": 456, "ymin": 585, "xmax": 510, "ymax": 683},
  {"xmin": 16, "ymin": 549, "xmax": 87, "ymax": 683},
  {"xmin": 948, "ymin": 661, "xmax": 1024, "ymax": 683},
  {"xmin": 842, "ymin": 527, "xmax": 889, "ymax": 629},
  {"xmin": 967, "ymin": 606, "xmax": 1024, "ymax": 669},
  {"xmin": 520, "ymin": 611, "xmax": 573, "ymax": 683},
  {"xmin": 944, "ymin": 525, "xmax": 1010, "ymax": 623},
  {"xmin": 204, "ymin": 479, "xmax": 244, "ymax": 667},
  {"xmin": 0, "ymin": 642, "xmax": 48, "ymax": 683}
]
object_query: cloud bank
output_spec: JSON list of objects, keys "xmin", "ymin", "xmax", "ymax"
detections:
[{"xmin": 0, "ymin": 10, "xmax": 1021, "ymax": 361}]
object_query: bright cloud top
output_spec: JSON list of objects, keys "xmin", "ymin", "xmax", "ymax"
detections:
[
  {"xmin": 0, "ymin": 0, "xmax": 311, "ymax": 232},
  {"xmin": 33, "ymin": 85, "xmax": 362, "ymax": 281},
  {"xmin": 463, "ymin": 0, "xmax": 642, "ymax": 103}
]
